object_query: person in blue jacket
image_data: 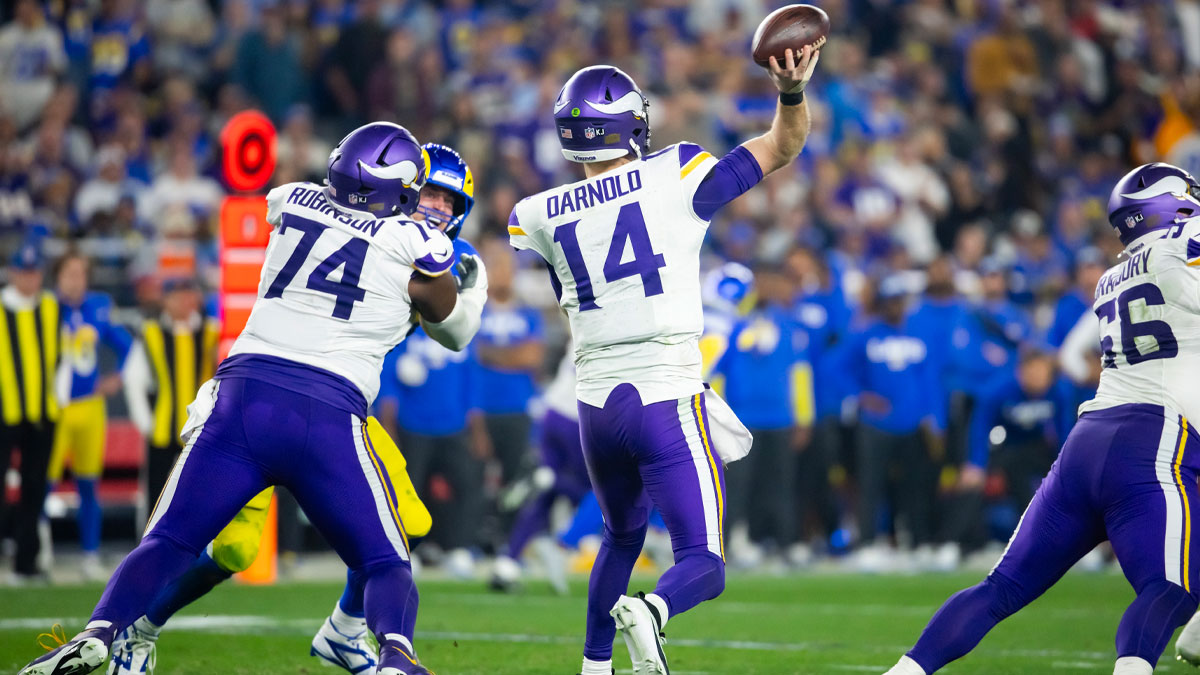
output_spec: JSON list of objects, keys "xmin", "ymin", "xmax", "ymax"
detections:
[
  {"xmin": 1045, "ymin": 247, "xmax": 1106, "ymax": 348},
  {"xmin": 785, "ymin": 246, "xmax": 849, "ymax": 553},
  {"xmin": 473, "ymin": 236, "xmax": 546, "ymax": 539},
  {"xmin": 714, "ymin": 262, "xmax": 815, "ymax": 562},
  {"xmin": 964, "ymin": 348, "xmax": 1077, "ymax": 518},
  {"xmin": 840, "ymin": 275, "xmax": 943, "ymax": 551},
  {"xmin": 48, "ymin": 250, "xmax": 133, "ymax": 580},
  {"xmin": 946, "ymin": 257, "xmax": 1032, "ymax": 477},
  {"xmin": 907, "ymin": 255, "xmax": 965, "ymax": 430}
]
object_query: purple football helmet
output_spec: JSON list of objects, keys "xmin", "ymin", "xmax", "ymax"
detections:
[
  {"xmin": 553, "ymin": 65, "xmax": 650, "ymax": 163},
  {"xmin": 1107, "ymin": 162, "xmax": 1200, "ymax": 245},
  {"xmin": 326, "ymin": 122, "xmax": 429, "ymax": 218}
]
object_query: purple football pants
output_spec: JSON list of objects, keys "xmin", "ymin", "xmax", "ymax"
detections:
[
  {"xmin": 89, "ymin": 376, "xmax": 419, "ymax": 645},
  {"xmin": 579, "ymin": 383, "xmax": 726, "ymax": 660},
  {"xmin": 908, "ymin": 403, "xmax": 1200, "ymax": 672}
]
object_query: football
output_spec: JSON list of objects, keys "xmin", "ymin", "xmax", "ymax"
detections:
[{"xmin": 751, "ymin": 4, "xmax": 831, "ymax": 68}]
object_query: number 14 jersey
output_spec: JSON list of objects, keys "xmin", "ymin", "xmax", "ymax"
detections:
[
  {"xmin": 1081, "ymin": 216, "xmax": 1200, "ymax": 423},
  {"xmin": 510, "ymin": 143, "xmax": 761, "ymax": 407},
  {"xmin": 229, "ymin": 182, "xmax": 455, "ymax": 405}
]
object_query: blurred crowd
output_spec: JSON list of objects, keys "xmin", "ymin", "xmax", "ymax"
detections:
[{"xmin": 3, "ymin": 0, "xmax": 1200, "ymax": 574}]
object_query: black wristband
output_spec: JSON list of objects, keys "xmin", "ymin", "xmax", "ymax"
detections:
[{"xmin": 780, "ymin": 90, "xmax": 805, "ymax": 106}]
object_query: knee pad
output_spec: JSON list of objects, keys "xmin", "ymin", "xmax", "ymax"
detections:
[
  {"xmin": 983, "ymin": 572, "xmax": 1034, "ymax": 620},
  {"xmin": 1144, "ymin": 579, "xmax": 1200, "ymax": 623},
  {"xmin": 603, "ymin": 522, "xmax": 649, "ymax": 550},
  {"xmin": 684, "ymin": 551, "xmax": 726, "ymax": 600}
]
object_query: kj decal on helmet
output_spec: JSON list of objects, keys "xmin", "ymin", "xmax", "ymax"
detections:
[
  {"xmin": 1107, "ymin": 162, "xmax": 1200, "ymax": 246},
  {"xmin": 326, "ymin": 122, "xmax": 430, "ymax": 218},
  {"xmin": 418, "ymin": 143, "xmax": 475, "ymax": 240},
  {"xmin": 553, "ymin": 65, "xmax": 651, "ymax": 163}
]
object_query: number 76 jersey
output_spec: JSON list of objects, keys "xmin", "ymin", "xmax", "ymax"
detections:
[
  {"xmin": 1080, "ymin": 216, "xmax": 1200, "ymax": 423},
  {"xmin": 509, "ymin": 144, "xmax": 720, "ymax": 407},
  {"xmin": 228, "ymin": 181, "xmax": 455, "ymax": 405}
]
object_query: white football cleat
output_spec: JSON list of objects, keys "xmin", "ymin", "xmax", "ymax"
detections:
[
  {"xmin": 1178, "ymin": 610, "xmax": 1200, "ymax": 666},
  {"xmin": 21, "ymin": 630, "xmax": 109, "ymax": 675},
  {"xmin": 489, "ymin": 554, "xmax": 522, "ymax": 593},
  {"xmin": 107, "ymin": 618, "xmax": 159, "ymax": 675},
  {"xmin": 610, "ymin": 593, "xmax": 668, "ymax": 675},
  {"xmin": 311, "ymin": 617, "xmax": 378, "ymax": 674}
]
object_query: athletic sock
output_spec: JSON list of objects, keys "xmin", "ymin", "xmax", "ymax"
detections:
[
  {"xmin": 884, "ymin": 655, "xmax": 927, "ymax": 675},
  {"xmin": 133, "ymin": 616, "xmax": 161, "ymax": 639},
  {"xmin": 330, "ymin": 600, "xmax": 367, "ymax": 636},
  {"xmin": 1113, "ymin": 656, "xmax": 1153, "ymax": 675},
  {"xmin": 338, "ymin": 568, "xmax": 366, "ymax": 617},
  {"xmin": 580, "ymin": 657, "xmax": 612, "ymax": 675},
  {"xmin": 145, "ymin": 551, "xmax": 232, "ymax": 626},
  {"xmin": 643, "ymin": 592, "xmax": 669, "ymax": 631}
]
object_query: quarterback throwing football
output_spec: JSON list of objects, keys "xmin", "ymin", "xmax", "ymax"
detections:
[{"xmin": 509, "ymin": 47, "xmax": 820, "ymax": 674}]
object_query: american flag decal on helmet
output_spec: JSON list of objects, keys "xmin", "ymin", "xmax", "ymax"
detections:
[{"xmin": 560, "ymin": 128, "xmax": 572, "ymax": 139}]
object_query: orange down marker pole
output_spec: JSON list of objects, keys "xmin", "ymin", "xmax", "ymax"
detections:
[{"xmin": 218, "ymin": 111, "xmax": 280, "ymax": 585}]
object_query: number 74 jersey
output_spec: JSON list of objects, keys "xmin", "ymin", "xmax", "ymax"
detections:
[
  {"xmin": 1081, "ymin": 216, "xmax": 1200, "ymax": 423},
  {"xmin": 509, "ymin": 144, "xmax": 720, "ymax": 407},
  {"xmin": 229, "ymin": 181, "xmax": 455, "ymax": 405}
]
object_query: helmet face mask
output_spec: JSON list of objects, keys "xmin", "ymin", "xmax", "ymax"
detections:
[
  {"xmin": 553, "ymin": 65, "xmax": 651, "ymax": 164},
  {"xmin": 1108, "ymin": 162, "xmax": 1200, "ymax": 246},
  {"xmin": 418, "ymin": 143, "xmax": 474, "ymax": 239},
  {"xmin": 326, "ymin": 122, "xmax": 428, "ymax": 218}
]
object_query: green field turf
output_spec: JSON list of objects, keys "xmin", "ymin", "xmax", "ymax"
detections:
[{"xmin": 0, "ymin": 570, "xmax": 1190, "ymax": 674}]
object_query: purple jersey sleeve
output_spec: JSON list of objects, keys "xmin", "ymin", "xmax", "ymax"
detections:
[{"xmin": 691, "ymin": 146, "xmax": 765, "ymax": 222}]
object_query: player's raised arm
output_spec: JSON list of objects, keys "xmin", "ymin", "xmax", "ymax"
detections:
[
  {"xmin": 741, "ymin": 44, "xmax": 820, "ymax": 177},
  {"xmin": 410, "ymin": 253, "xmax": 487, "ymax": 351}
]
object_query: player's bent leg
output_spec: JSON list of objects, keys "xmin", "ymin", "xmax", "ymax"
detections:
[
  {"xmin": 892, "ymin": 458, "xmax": 1104, "ymax": 675},
  {"xmin": 284, "ymin": 415, "xmax": 422, "ymax": 671},
  {"xmin": 640, "ymin": 394, "xmax": 728, "ymax": 620},
  {"xmin": 210, "ymin": 487, "xmax": 274, "ymax": 572},
  {"xmin": 1106, "ymin": 414, "xmax": 1200, "ymax": 668},
  {"xmin": 22, "ymin": 392, "xmax": 271, "ymax": 675},
  {"xmin": 74, "ymin": 396, "xmax": 108, "ymax": 577},
  {"xmin": 365, "ymin": 416, "xmax": 432, "ymax": 538},
  {"xmin": 578, "ymin": 387, "xmax": 654, "ymax": 672}
]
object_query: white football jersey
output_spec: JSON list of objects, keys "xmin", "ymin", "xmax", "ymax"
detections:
[
  {"xmin": 229, "ymin": 182, "xmax": 455, "ymax": 404},
  {"xmin": 1079, "ymin": 216, "xmax": 1200, "ymax": 423},
  {"xmin": 542, "ymin": 345, "xmax": 578, "ymax": 421},
  {"xmin": 509, "ymin": 144, "xmax": 720, "ymax": 407}
]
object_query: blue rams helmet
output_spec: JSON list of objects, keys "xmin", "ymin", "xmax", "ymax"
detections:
[
  {"xmin": 703, "ymin": 262, "xmax": 756, "ymax": 316},
  {"xmin": 418, "ymin": 143, "xmax": 475, "ymax": 240},
  {"xmin": 326, "ymin": 122, "xmax": 429, "ymax": 218}
]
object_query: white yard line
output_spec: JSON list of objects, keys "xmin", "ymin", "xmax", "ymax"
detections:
[{"xmin": 0, "ymin": 615, "xmax": 1121, "ymax": 664}]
